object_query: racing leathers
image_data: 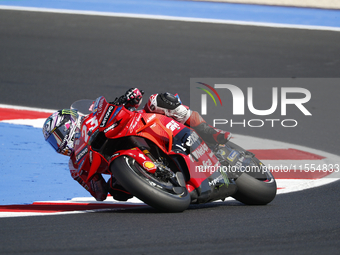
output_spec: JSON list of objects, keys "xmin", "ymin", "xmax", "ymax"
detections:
[{"xmin": 69, "ymin": 155, "xmax": 132, "ymax": 202}]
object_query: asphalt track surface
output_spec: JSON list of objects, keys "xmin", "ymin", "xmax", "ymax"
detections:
[{"xmin": 0, "ymin": 10, "xmax": 340, "ymax": 254}]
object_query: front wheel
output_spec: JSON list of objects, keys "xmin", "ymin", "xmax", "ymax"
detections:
[{"xmin": 111, "ymin": 156, "xmax": 191, "ymax": 212}]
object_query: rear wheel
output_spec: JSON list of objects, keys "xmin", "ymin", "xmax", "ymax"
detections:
[
  {"xmin": 215, "ymin": 142, "xmax": 277, "ymax": 205},
  {"xmin": 232, "ymin": 170, "xmax": 277, "ymax": 205},
  {"xmin": 111, "ymin": 156, "xmax": 190, "ymax": 212}
]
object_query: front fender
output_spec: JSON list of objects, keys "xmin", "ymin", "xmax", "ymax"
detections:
[{"xmin": 108, "ymin": 148, "xmax": 157, "ymax": 174}]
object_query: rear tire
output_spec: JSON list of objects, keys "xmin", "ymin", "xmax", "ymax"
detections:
[
  {"xmin": 111, "ymin": 156, "xmax": 191, "ymax": 212},
  {"xmin": 232, "ymin": 172, "xmax": 277, "ymax": 205}
]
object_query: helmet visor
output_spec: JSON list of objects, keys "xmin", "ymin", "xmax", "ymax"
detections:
[
  {"xmin": 46, "ymin": 132, "xmax": 61, "ymax": 151},
  {"xmin": 46, "ymin": 122, "xmax": 71, "ymax": 152}
]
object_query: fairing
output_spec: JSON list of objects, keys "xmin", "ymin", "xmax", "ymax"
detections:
[{"xmin": 73, "ymin": 97, "xmax": 238, "ymax": 203}]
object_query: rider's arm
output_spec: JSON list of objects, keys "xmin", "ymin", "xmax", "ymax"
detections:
[{"xmin": 144, "ymin": 92, "xmax": 231, "ymax": 144}]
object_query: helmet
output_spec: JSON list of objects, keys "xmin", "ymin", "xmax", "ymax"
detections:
[{"xmin": 42, "ymin": 109, "xmax": 80, "ymax": 156}]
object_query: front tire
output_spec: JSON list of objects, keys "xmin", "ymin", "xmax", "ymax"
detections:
[{"xmin": 111, "ymin": 156, "xmax": 191, "ymax": 212}]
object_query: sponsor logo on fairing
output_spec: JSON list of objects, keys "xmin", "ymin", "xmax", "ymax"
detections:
[
  {"xmin": 104, "ymin": 119, "xmax": 122, "ymax": 133},
  {"xmin": 192, "ymin": 143, "xmax": 209, "ymax": 159},
  {"xmin": 227, "ymin": 150, "xmax": 238, "ymax": 162},
  {"xmin": 100, "ymin": 106, "xmax": 114, "ymax": 127},
  {"xmin": 166, "ymin": 120, "xmax": 180, "ymax": 131},
  {"xmin": 146, "ymin": 114, "xmax": 156, "ymax": 123},
  {"xmin": 139, "ymin": 153, "xmax": 146, "ymax": 160},
  {"xmin": 93, "ymin": 96, "xmax": 105, "ymax": 115},
  {"xmin": 208, "ymin": 175, "xmax": 224, "ymax": 186},
  {"xmin": 77, "ymin": 158, "xmax": 85, "ymax": 172},
  {"xmin": 203, "ymin": 158, "xmax": 212, "ymax": 167},
  {"xmin": 143, "ymin": 161, "xmax": 157, "ymax": 171},
  {"xmin": 76, "ymin": 147, "xmax": 88, "ymax": 162},
  {"xmin": 186, "ymin": 132, "xmax": 200, "ymax": 147},
  {"xmin": 129, "ymin": 114, "xmax": 142, "ymax": 133}
]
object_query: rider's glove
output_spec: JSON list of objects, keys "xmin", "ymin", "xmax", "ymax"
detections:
[
  {"xmin": 213, "ymin": 131, "xmax": 232, "ymax": 144},
  {"xmin": 124, "ymin": 88, "xmax": 144, "ymax": 108},
  {"xmin": 111, "ymin": 88, "xmax": 144, "ymax": 107}
]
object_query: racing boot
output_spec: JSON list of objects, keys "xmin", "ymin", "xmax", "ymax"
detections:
[{"xmin": 185, "ymin": 111, "xmax": 231, "ymax": 144}]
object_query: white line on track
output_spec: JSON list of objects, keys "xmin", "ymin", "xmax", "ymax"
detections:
[
  {"xmin": 0, "ymin": 103, "xmax": 56, "ymax": 113},
  {"xmin": 1, "ymin": 5, "xmax": 340, "ymax": 32}
]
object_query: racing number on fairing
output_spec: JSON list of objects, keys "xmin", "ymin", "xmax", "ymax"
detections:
[{"xmin": 82, "ymin": 116, "xmax": 99, "ymax": 143}]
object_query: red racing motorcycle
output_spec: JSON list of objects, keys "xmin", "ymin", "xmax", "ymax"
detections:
[{"xmin": 71, "ymin": 96, "xmax": 276, "ymax": 212}]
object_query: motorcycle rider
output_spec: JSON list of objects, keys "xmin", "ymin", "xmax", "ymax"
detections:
[{"xmin": 42, "ymin": 88, "xmax": 231, "ymax": 202}]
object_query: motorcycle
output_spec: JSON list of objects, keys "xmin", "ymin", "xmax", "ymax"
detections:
[{"xmin": 71, "ymin": 96, "xmax": 276, "ymax": 212}]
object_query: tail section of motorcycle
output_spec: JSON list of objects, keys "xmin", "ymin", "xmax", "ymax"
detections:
[{"xmin": 212, "ymin": 142, "xmax": 277, "ymax": 205}]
